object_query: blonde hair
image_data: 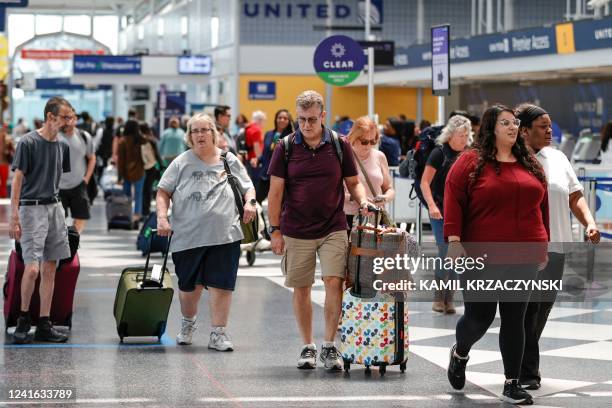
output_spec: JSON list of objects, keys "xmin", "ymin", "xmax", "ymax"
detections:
[
  {"xmin": 347, "ymin": 116, "xmax": 379, "ymax": 145},
  {"xmin": 296, "ymin": 90, "xmax": 324, "ymax": 112},
  {"xmin": 185, "ymin": 113, "xmax": 219, "ymax": 148},
  {"xmin": 436, "ymin": 115, "xmax": 472, "ymax": 145}
]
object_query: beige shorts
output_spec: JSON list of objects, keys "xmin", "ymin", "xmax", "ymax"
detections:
[{"xmin": 281, "ymin": 230, "xmax": 348, "ymax": 288}]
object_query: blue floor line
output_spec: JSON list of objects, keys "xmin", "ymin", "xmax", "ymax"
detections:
[{"xmin": 2, "ymin": 334, "xmax": 176, "ymax": 349}]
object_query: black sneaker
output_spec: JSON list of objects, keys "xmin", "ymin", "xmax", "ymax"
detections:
[
  {"xmin": 297, "ymin": 345, "xmax": 317, "ymax": 369},
  {"xmin": 13, "ymin": 315, "xmax": 32, "ymax": 344},
  {"xmin": 34, "ymin": 320, "xmax": 68, "ymax": 343},
  {"xmin": 320, "ymin": 345, "xmax": 342, "ymax": 370},
  {"xmin": 520, "ymin": 378, "xmax": 541, "ymax": 390},
  {"xmin": 501, "ymin": 380, "xmax": 534, "ymax": 405},
  {"xmin": 447, "ymin": 344, "xmax": 469, "ymax": 390}
]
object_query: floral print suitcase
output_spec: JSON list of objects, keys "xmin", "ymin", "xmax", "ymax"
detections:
[{"xmin": 339, "ymin": 290, "xmax": 409, "ymax": 375}]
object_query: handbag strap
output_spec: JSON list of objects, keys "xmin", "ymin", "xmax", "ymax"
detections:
[
  {"xmin": 355, "ymin": 154, "xmax": 377, "ymax": 199},
  {"xmin": 221, "ymin": 152, "xmax": 244, "ymax": 218}
]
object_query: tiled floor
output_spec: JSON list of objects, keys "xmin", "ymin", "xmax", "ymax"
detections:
[{"xmin": 1, "ymin": 201, "xmax": 612, "ymax": 407}]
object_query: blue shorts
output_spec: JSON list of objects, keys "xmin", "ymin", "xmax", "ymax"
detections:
[{"xmin": 172, "ymin": 241, "xmax": 241, "ymax": 292}]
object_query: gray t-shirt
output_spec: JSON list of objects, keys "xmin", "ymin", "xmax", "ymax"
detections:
[
  {"xmin": 158, "ymin": 149, "xmax": 254, "ymax": 252},
  {"xmin": 12, "ymin": 131, "xmax": 70, "ymax": 200},
  {"xmin": 58, "ymin": 129, "xmax": 95, "ymax": 190}
]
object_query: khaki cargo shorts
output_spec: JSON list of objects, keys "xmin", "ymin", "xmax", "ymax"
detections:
[
  {"xmin": 19, "ymin": 203, "xmax": 70, "ymax": 264},
  {"xmin": 281, "ymin": 230, "xmax": 348, "ymax": 288}
]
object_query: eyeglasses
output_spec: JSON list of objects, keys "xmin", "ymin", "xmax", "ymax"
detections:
[
  {"xmin": 498, "ymin": 119, "xmax": 520, "ymax": 127},
  {"xmin": 56, "ymin": 114, "xmax": 75, "ymax": 122},
  {"xmin": 359, "ymin": 138, "xmax": 377, "ymax": 146},
  {"xmin": 191, "ymin": 128, "xmax": 213, "ymax": 135},
  {"xmin": 297, "ymin": 115, "xmax": 321, "ymax": 126}
]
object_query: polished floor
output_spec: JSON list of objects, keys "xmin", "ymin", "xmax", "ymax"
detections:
[{"xmin": 1, "ymin": 200, "xmax": 612, "ymax": 407}]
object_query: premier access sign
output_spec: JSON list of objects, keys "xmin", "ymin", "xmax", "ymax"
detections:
[{"xmin": 313, "ymin": 35, "xmax": 365, "ymax": 86}]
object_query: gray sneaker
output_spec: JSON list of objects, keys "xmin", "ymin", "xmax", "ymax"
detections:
[
  {"xmin": 176, "ymin": 318, "xmax": 197, "ymax": 345},
  {"xmin": 320, "ymin": 345, "xmax": 342, "ymax": 370},
  {"xmin": 297, "ymin": 345, "xmax": 317, "ymax": 369},
  {"xmin": 208, "ymin": 327, "xmax": 234, "ymax": 351}
]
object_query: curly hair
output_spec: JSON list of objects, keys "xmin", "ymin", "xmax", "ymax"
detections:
[{"xmin": 469, "ymin": 104, "xmax": 546, "ymax": 186}]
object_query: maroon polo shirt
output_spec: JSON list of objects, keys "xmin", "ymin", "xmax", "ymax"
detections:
[{"xmin": 268, "ymin": 127, "xmax": 358, "ymax": 239}]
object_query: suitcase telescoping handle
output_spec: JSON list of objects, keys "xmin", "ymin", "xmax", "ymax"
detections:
[
  {"xmin": 354, "ymin": 205, "xmax": 380, "ymax": 296},
  {"xmin": 142, "ymin": 229, "xmax": 173, "ymax": 288}
]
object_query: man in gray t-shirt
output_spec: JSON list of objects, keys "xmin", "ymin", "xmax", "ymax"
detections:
[
  {"xmin": 58, "ymin": 109, "xmax": 96, "ymax": 233},
  {"xmin": 9, "ymin": 96, "xmax": 73, "ymax": 344}
]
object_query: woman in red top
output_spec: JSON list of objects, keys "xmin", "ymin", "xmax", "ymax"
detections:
[{"xmin": 444, "ymin": 105, "xmax": 549, "ymax": 406}]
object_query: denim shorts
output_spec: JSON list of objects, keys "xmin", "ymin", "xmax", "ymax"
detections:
[{"xmin": 172, "ymin": 241, "xmax": 241, "ymax": 292}]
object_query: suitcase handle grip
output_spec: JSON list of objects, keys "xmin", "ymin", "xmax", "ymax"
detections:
[{"xmin": 142, "ymin": 229, "xmax": 173, "ymax": 287}]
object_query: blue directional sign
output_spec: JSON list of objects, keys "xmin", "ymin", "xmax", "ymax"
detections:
[
  {"xmin": 313, "ymin": 35, "xmax": 366, "ymax": 86},
  {"xmin": 73, "ymin": 55, "xmax": 142, "ymax": 75},
  {"xmin": 177, "ymin": 55, "xmax": 212, "ymax": 75},
  {"xmin": 248, "ymin": 81, "xmax": 276, "ymax": 100},
  {"xmin": 431, "ymin": 25, "xmax": 450, "ymax": 96}
]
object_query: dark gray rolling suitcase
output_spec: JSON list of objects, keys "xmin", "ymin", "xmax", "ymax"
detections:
[
  {"xmin": 105, "ymin": 189, "xmax": 133, "ymax": 230},
  {"xmin": 113, "ymin": 231, "xmax": 174, "ymax": 342}
]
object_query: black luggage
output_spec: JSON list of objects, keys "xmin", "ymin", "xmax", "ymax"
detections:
[{"xmin": 106, "ymin": 189, "xmax": 133, "ymax": 230}]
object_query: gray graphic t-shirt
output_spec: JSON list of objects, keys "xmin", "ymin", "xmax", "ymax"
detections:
[{"xmin": 158, "ymin": 149, "xmax": 254, "ymax": 252}]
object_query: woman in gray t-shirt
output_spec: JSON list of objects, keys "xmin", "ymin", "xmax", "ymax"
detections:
[{"xmin": 156, "ymin": 113, "xmax": 256, "ymax": 351}]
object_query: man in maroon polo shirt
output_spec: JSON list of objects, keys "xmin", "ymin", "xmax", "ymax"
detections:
[{"xmin": 267, "ymin": 90, "xmax": 371, "ymax": 370}]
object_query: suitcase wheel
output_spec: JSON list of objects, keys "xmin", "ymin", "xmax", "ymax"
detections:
[
  {"xmin": 246, "ymin": 250, "xmax": 256, "ymax": 266},
  {"xmin": 400, "ymin": 362, "xmax": 406, "ymax": 373},
  {"xmin": 364, "ymin": 365, "xmax": 371, "ymax": 374},
  {"xmin": 379, "ymin": 364, "xmax": 386, "ymax": 376},
  {"xmin": 343, "ymin": 361, "xmax": 350, "ymax": 372},
  {"xmin": 119, "ymin": 337, "xmax": 124, "ymax": 344},
  {"xmin": 107, "ymin": 223, "xmax": 111, "ymax": 231}
]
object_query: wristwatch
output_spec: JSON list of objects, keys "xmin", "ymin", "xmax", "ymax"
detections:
[{"xmin": 268, "ymin": 225, "xmax": 280, "ymax": 234}]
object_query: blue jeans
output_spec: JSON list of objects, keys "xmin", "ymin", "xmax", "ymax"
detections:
[
  {"xmin": 123, "ymin": 176, "xmax": 145, "ymax": 216},
  {"xmin": 430, "ymin": 217, "xmax": 454, "ymax": 280}
]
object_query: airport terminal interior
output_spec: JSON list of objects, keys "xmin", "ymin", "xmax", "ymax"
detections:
[{"xmin": 1, "ymin": 0, "xmax": 612, "ymax": 407}]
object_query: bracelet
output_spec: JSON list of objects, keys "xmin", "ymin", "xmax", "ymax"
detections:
[{"xmin": 448, "ymin": 240, "xmax": 461, "ymax": 243}]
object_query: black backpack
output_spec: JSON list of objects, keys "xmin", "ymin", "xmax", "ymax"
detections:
[
  {"xmin": 430, "ymin": 145, "xmax": 458, "ymax": 209},
  {"xmin": 78, "ymin": 130, "xmax": 99, "ymax": 204},
  {"xmin": 282, "ymin": 129, "xmax": 343, "ymax": 167},
  {"xmin": 407, "ymin": 125, "xmax": 444, "ymax": 207}
]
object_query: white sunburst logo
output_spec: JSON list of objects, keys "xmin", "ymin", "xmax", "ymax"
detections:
[{"xmin": 330, "ymin": 43, "xmax": 346, "ymax": 58}]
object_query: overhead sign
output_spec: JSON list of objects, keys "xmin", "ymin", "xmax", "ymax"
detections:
[
  {"xmin": 22, "ymin": 49, "xmax": 105, "ymax": 60},
  {"xmin": 573, "ymin": 17, "xmax": 612, "ymax": 51},
  {"xmin": 177, "ymin": 55, "xmax": 212, "ymax": 75},
  {"xmin": 248, "ymin": 81, "xmax": 276, "ymax": 100},
  {"xmin": 73, "ymin": 55, "xmax": 142, "ymax": 75},
  {"xmin": 431, "ymin": 25, "xmax": 450, "ymax": 96},
  {"xmin": 357, "ymin": 40, "xmax": 395, "ymax": 66},
  {"xmin": 36, "ymin": 77, "xmax": 111, "ymax": 91},
  {"xmin": 157, "ymin": 91, "xmax": 186, "ymax": 118},
  {"xmin": 313, "ymin": 35, "xmax": 366, "ymax": 86}
]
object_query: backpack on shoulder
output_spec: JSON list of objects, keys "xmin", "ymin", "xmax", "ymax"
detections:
[
  {"xmin": 282, "ymin": 129, "xmax": 343, "ymax": 166},
  {"xmin": 406, "ymin": 125, "xmax": 444, "ymax": 207}
]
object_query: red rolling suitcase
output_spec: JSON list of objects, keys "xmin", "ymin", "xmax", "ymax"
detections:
[{"xmin": 3, "ymin": 230, "xmax": 80, "ymax": 331}]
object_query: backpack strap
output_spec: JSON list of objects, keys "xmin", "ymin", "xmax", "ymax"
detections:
[
  {"xmin": 282, "ymin": 132, "xmax": 295, "ymax": 167},
  {"xmin": 329, "ymin": 129, "xmax": 343, "ymax": 165}
]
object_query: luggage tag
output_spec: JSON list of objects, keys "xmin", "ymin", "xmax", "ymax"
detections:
[{"xmin": 150, "ymin": 264, "xmax": 163, "ymax": 283}]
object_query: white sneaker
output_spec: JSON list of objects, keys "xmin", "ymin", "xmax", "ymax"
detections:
[
  {"xmin": 176, "ymin": 318, "xmax": 197, "ymax": 345},
  {"xmin": 297, "ymin": 344, "xmax": 317, "ymax": 369},
  {"xmin": 256, "ymin": 239, "xmax": 271, "ymax": 251},
  {"xmin": 208, "ymin": 327, "xmax": 234, "ymax": 351}
]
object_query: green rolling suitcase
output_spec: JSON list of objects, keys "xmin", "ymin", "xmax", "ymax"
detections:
[{"xmin": 113, "ymin": 230, "xmax": 174, "ymax": 343}]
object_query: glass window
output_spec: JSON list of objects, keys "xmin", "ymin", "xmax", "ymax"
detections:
[
  {"xmin": 35, "ymin": 15, "xmax": 62, "ymax": 35},
  {"xmin": 210, "ymin": 16, "xmax": 219, "ymax": 48},
  {"xmin": 8, "ymin": 14, "xmax": 34, "ymax": 56},
  {"xmin": 94, "ymin": 16, "xmax": 119, "ymax": 54},
  {"xmin": 180, "ymin": 16, "xmax": 188, "ymax": 37},
  {"xmin": 157, "ymin": 18, "xmax": 164, "ymax": 37},
  {"xmin": 64, "ymin": 15, "xmax": 91, "ymax": 36},
  {"xmin": 138, "ymin": 25, "xmax": 145, "ymax": 41}
]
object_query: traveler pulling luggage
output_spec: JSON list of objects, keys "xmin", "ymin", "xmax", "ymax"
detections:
[
  {"xmin": 136, "ymin": 211, "xmax": 169, "ymax": 256},
  {"xmin": 4, "ymin": 227, "xmax": 81, "ymax": 331},
  {"xmin": 113, "ymin": 230, "xmax": 173, "ymax": 343},
  {"xmin": 340, "ymin": 210, "xmax": 412, "ymax": 375},
  {"xmin": 105, "ymin": 188, "xmax": 133, "ymax": 230}
]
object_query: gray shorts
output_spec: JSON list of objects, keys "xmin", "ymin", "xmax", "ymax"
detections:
[{"xmin": 19, "ymin": 202, "xmax": 70, "ymax": 264}]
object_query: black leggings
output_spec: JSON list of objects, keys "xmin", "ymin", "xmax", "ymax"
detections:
[{"xmin": 456, "ymin": 300, "xmax": 530, "ymax": 379}]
